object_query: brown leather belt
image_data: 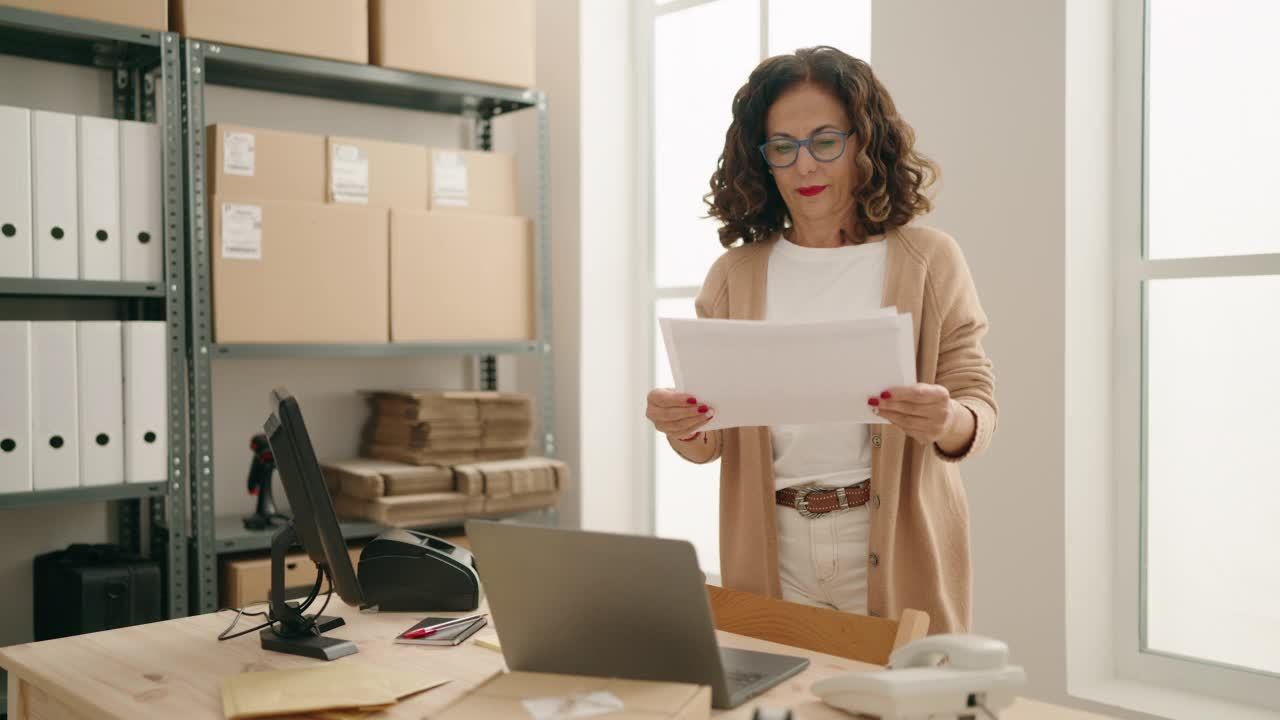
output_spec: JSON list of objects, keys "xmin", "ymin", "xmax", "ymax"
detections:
[{"xmin": 776, "ymin": 482, "xmax": 870, "ymax": 519}]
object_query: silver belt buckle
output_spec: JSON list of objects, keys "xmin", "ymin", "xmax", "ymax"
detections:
[
  {"xmin": 793, "ymin": 487, "xmax": 822, "ymax": 519},
  {"xmin": 836, "ymin": 486, "xmax": 850, "ymax": 510}
]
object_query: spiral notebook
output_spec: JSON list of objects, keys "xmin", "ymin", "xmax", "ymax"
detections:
[{"xmin": 393, "ymin": 616, "xmax": 488, "ymax": 646}]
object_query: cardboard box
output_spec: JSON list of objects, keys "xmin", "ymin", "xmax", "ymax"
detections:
[
  {"xmin": 428, "ymin": 148, "xmax": 518, "ymax": 215},
  {"xmin": 320, "ymin": 459, "xmax": 454, "ymax": 499},
  {"xmin": 326, "ymin": 136, "xmax": 428, "ymax": 209},
  {"xmin": 210, "ymin": 197, "xmax": 388, "ymax": 343},
  {"xmin": 390, "ymin": 211, "xmax": 533, "ymax": 342},
  {"xmin": 220, "ymin": 546, "xmax": 363, "ymax": 608},
  {"xmin": 434, "ymin": 671, "xmax": 711, "ymax": 720},
  {"xmin": 364, "ymin": 390, "xmax": 529, "ymax": 421},
  {"xmin": 370, "ymin": 0, "xmax": 534, "ymax": 88},
  {"xmin": 5, "ymin": 0, "xmax": 167, "ymax": 31},
  {"xmin": 361, "ymin": 445, "xmax": 479, "ymax": 467},
  {"xmin": 455, "ymin": 468, "xmax": 486, "ymax": 515},
  {"xmin": 207, "ymin": 124, "xmax": 325, "ymax": 204},
  {"xmin": 454, "ymin": 457, "xmax": 563, "ymax": 498},
  {"xmin": 170, "ymin": 0, "xmax": 367, "ymax": 64}
]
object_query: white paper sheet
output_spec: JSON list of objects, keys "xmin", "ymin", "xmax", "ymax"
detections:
[
  {"xmin": 659, "ymin": 312, "xmax": 916, "ymax": 431},
  {"xmin": 522, "ymin": 691, "xmax": 625, "ymax": 720}
]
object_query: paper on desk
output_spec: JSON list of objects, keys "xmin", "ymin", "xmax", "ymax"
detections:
[
  {"xmin": 221, "ymin": 660, "xmax": 449, "ymax": 720},
  {"xmin": 660, "ymin": 311, "xmax": 916, "ymax": 431},
  {"xmin": 472, "ymin": 626, "xmax": 502, "ymax": 653},
  {"xmin": 313, "ymin": 706, "xmax": 395, "ymax": 720},
  {"xmin": 522, "ymin": 691, "xmax": 626, "ymax": 720}
]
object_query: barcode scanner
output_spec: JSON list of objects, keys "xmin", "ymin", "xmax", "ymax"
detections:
[{"xmin": 243, "ymin": 433, "xmax": 289, "ymax": 531}]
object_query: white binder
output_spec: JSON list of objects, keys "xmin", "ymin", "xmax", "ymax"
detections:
[
  {"xmin": 77, "ymin": 115, "xmax": 122, "ymax": 280},
  {"xmin": 77, "ymin": 321, "xmax": 125, "ymax": 487},
  {"xmin": 0, "ymin": 322, "xmax": 32, "ymax": 494},
  {"xmin": 31, "ymin": 322, "xmax": 80, "ymax": 490},
  {"xmin": 124, "ymin": 321, "xmax": 168, "ymax": 484},
  {"xmin": 0, "ymin": 105, "xmax": 33, "ymax": 278},
  {"xmin": 119, "ymin": 120, "xmax": 163, "ymax": 283},
  {"xmin": 31, "ymin": 110, "xmax": 79, "ymax": 279}
]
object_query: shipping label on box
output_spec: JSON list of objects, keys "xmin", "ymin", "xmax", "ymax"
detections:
[
  {"xmin": 427, "ymin": 148, "xmax": 517, "ymax": 215},
  {"xmin": 326, "ymin": 136, "xmax": 428, "ymax": 209},
  {"xmin": 220, "ymin": 203, "xmax": 262, "ymax": 260},
  {"xmin": 210, "ymin": 197, "xmax": 389, "ymax": 344},
  {"xmin": 223, "ymin": 131, "xmax": 256, "ymax": 176},
  {"xmin": 432, "ymin": 151, "xmax": 469, "ymax": 208},
  {"xmin": 330, "ymin": 143, "xmax": 371, "ymax": 204},
  {"xmin": 208, "ymin": 124, "xmax": 326, "ymax": 203}
]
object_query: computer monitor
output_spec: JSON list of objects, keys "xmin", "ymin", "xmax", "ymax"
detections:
[{"xmin": 260, "ymin": 387, "xmax": 365, "ymax": 659}]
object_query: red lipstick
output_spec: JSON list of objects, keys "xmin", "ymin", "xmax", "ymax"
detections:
[{"xmin": 796, "ymin": 185, "xmax": 827, "ymax": 197}]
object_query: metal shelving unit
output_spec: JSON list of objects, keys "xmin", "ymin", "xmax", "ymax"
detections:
[
  {"xmin": 0, "ymin": 482, "xmax": 166, "ymax": 511},
  {"xmin": 0, "ymin": 6, "xmax": 191, "ymax": 621},
  {"xmin": 0, "ymin": 278, "xmax": 165, "ymax": 298},
  {"xmin": 180, "ymin": 40, "xmax": 557, "ymax": 613},
  {"xmin": 212, "ymin": 341, "xmax": 540, "ymax": 359}
]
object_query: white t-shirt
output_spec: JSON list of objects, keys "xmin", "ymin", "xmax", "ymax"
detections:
[{"xmin": 764, "ymin": 236, "xmax": 887, "ymax": 491}]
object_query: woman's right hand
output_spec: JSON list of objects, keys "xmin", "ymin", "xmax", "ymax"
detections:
[{"xmin": 645, "ymin": 388, "xmax": 715, "ymax": 439}]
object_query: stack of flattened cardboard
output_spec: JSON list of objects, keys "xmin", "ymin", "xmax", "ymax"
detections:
[
  {"xmin": 361, "ymin": 391, "xmax": 533, "ymax": 465},
  {"xmin": 454, "ymin": 457, "xmax": 570, "ymax": 516},
  {"xmin": 322, "ymin": 459, "xmax": 469, "ymax": 527},
  {"xmin": 321, "ymin": 456, "xmax": 569, "ymax": 527}
]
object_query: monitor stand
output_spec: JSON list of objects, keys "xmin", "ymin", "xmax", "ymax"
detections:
[{"xmin": 259, "ymin": 523, "xmax": 357, "ymax": 661}]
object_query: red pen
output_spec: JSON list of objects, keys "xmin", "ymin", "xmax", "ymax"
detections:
[{"xmin": 402, "ymin": 613, "xmax": 486, "ymax": 639}]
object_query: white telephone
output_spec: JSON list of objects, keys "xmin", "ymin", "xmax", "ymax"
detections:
[{"xmin": 810, "ymin": 634, "xmax": 1026, "ymax": 720}]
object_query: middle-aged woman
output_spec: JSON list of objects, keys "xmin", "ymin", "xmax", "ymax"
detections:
[{"xmin": 645, "ymin": 45, "xmax": 996, "ymax": 634}]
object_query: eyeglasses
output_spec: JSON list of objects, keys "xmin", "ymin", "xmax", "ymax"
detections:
[{"xmin": 757, "ymin": 130, "xmax": 853, "ymax": 169}]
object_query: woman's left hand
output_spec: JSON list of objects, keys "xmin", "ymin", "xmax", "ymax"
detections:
[{"xmin": 870, "ymin": 383, "xmax": 974, "ymax": 453}]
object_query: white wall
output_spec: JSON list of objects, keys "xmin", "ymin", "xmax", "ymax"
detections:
[
  {"xmin": 872, "ymin": 2, "xmax": 1151, "ymax": 717},
  {"xmin": 1064, "ymin": 0, "xmax": 1120, "ymax": 697},
  {"xmin": 506, "ymin": 0, "xmax": 584, "ymax": 530},
  {"xmin": 872, "ymin": 0, "xmax": 1073, "ymax": 705},
  {"xmin": 578, "ymin": 0, "xmax": 644, "ymax": 533}
]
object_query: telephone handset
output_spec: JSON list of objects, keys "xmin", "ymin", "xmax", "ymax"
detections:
[
  {"xmin": 888, "ymin": 633, "xmax": 1010, "ymax": 671},
  {"xmin": 811, "ymin": 634, "xmax": 1026, "ymax": 719}
]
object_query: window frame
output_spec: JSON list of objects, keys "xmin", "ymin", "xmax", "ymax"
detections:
[
  {"xmin": 635, "ymin": 0, "xmax": 764, "ymax": 543},
  {"xmin": 1112, "ymin": 0, "xmax": 1280, "ymax": 708}
]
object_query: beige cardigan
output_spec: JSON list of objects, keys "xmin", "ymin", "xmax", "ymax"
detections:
[{"xmin": 670, "ymin": 225, "xmax": 997, "ymax": 634}]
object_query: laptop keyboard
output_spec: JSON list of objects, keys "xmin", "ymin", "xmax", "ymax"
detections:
[{"xmin": 725, "ymin": 669, "xmax": 768, "ymax": 689}]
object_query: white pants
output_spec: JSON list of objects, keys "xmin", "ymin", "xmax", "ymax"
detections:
[{"xmin": 775, "ymin": 501, "xmax": 871, "ymax": 614}]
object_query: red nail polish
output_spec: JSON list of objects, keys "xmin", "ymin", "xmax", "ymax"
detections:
[
  {"xmin": 687, "ymin": 398, "xmax": 698, "ymax": 405},
  {"xmin": 881, "ymin": 391, "xmax": 892, "ymax": 399},
  {"xmin": 698, "ymin": 405, "xmax": 709, "ymax": 413},
  {"xmin": 868, "ymin": 398, "xmax": 880, "ymax": 407}
]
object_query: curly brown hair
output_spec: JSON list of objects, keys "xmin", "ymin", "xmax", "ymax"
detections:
[{"xmin": 705, "ymin": 46, "xmax": 937, "ymax": 247}]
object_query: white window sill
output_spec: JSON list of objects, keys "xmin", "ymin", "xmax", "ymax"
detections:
[{"xmin": 1074, "ymin": 679, "xmax": 1280, "ymax": 720}]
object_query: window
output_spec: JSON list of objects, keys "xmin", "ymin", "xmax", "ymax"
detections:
[
  {"xmin": 640, "ymin": 0, "xmax": 871, "ymax": 574},
  {"xmin": 1118, "ymin": 0, "xmax": 1280, "ymax": 706}
]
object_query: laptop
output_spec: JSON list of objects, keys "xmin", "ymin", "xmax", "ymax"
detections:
[{"xmin": 464, "ymin": 520, "xmax": 810, "ymax": 709}]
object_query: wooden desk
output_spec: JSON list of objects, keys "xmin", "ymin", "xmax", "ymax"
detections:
[{"xmin": 1, "ymin": 602, "xmax": 1113, "ymax": 719}]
